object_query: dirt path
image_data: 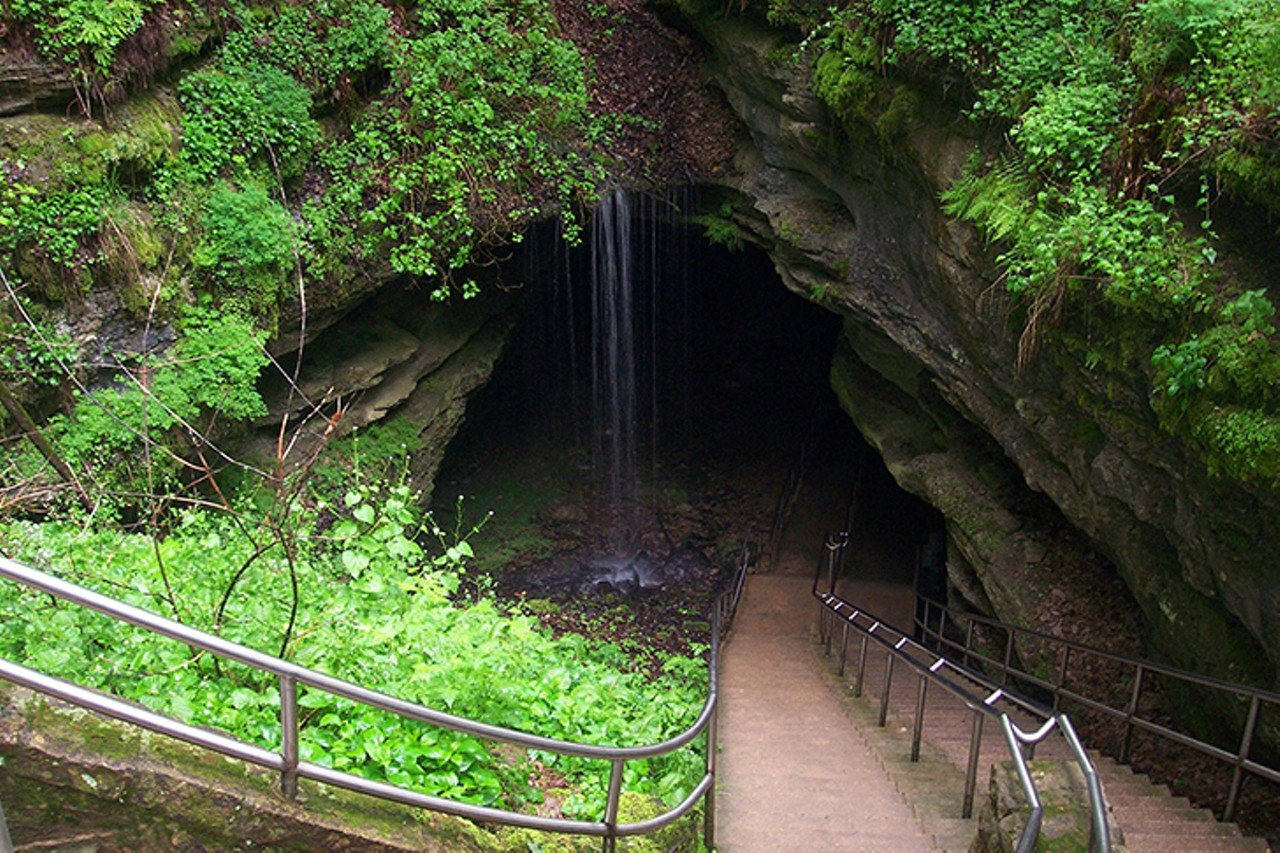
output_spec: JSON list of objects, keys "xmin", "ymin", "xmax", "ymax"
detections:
[{"xmin": 715, "ymin": 572, "xmax": 937, "ymax": 851}]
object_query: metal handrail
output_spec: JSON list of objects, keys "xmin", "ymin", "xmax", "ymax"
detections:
[
  {"xmin": 915, "ymin": 592, "xmax": 1280, "ymax": 822},
  {"xmin": 0, "ymin": 552, "xmax": 751, "ymax": 850},
  {"xmin": 813, "ymin": 535, "xmax": 1110, "ymax": 853}
]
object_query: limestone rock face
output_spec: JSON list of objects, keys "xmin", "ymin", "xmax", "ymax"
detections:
[
  {"xmin": 248, "ymin": 286, "xmax": 514, "ymax": 506},
  {"xmin": 677, "ymin": 9, "xmax": 1280, "ymax": 689},
  {"xmin": 0, "ymin": 47, "xmax": 75, "ymax": 115}
]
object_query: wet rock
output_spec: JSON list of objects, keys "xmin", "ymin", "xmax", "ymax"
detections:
[{"xmin": 509, "ymin": 546, "xmax": 714, "ymax": 599}]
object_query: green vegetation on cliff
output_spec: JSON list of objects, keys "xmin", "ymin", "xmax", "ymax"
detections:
[
  {"xmin": 5, "ymin": 0, "xmax": 605, "ymax": 299},
  {"xmin": 790, "ymin": 0, "xmax": 1280, "ymax": 489},
  {"xmin": 1, "ymin": 0, "xmax": 613, "ymax": 504}
]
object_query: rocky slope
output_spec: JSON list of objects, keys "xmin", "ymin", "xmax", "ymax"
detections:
[{"xmin": 670, "ymin": 7, "xmax": 1280, "ymax": 698}]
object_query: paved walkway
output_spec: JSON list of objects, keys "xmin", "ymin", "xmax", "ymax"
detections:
[{"xmin": 716, "ymin": 572, "xmax": 937, "ymax": 851}]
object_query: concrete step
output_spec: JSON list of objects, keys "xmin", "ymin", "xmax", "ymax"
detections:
[
  {"xmin": 1110, "ymin": 801, "xmax": 1216, "ymax": 822},
  {"xmin": 1120, "ymin": 819, "xmax": 1244, "ymax": 837},
  {"xmin": 1122, "ymin": 836, "xmax": 1271, "ymax": 852}
]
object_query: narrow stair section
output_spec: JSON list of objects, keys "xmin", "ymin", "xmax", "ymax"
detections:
[
  {"xmin": 822, "ymin": 577, "xmax": 1270, "ymax": 853},
  {"xmin": 1092, "ymin": 756, "xmax": 1269, "ymax": 853},
  {"xmin": 717, "ymin": 572, "xmax": 943, "ymax": 851}
]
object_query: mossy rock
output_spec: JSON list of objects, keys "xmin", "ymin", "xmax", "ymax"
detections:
[{"xmin": 1, "ymin": 683, "xmax": 488, "ymax": 850}]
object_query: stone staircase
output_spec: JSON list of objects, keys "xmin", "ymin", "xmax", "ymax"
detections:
[
  {"xmin": 717, "ymin": 573, "xmax": 942, "ymax": 851},
  {"xmin": 1095, "ymin": 756, "xmax": 1269, "ymax": 852},
  {"xmin": 816, "ymin": 577, "xmax": 1271, "ymax": 852}
]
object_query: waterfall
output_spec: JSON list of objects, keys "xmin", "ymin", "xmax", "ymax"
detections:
[
  {"xmin": 591, "ymin": 189, "xmax": 640, "ymax": 533},
  {"xmin": 511, "ymin": 186, "xmax": 695, "ymax": 544}
]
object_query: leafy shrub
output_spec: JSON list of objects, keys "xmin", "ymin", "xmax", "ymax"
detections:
[
  {"xmin": 312, "ymin": 0, "xmax": 605, "ymax": 295},
  {"xmin": 48, "ymin": 307, "xmax": 267, "ymax": 493},
  {"xmin": 1192, "ymin": 407, "xmax": 1280, "ymax": 487},
  {"xmin": 763, "ymin": 0, "xmax": 832, "ymax": 30},
  {"xmin": 692, "ymin": 202, "xmax": 746, "ymax": 252},
  {"xmin": 1012, "ymin": 81, "xmax": 1123, "ymax": 177},
  {"xmin": 310, "ymin": 416, "xmax": 425, "ymax": 497},
  {"xmin": 811, "ymin": 23, "xmax": 882, "ymax": 129},
  {"xmin": 0, "ymin": 315, "xmax": 78, "ymax": 390},
  {"xmin": 217, "ymin": 0, "xmax": 391, "ymax": 96},
  {"xmin": 193, "ymin": 184, "xmax": 296, "ymax": 316},
  {"xmin": 178, "ymin": 64, "xmax": 319, "ymax": 182},
  {"xmin": 9, "ymin": 0, "xmax": 158, "ymax": 72},
  {"xmin": 1131, "ymin": 0, "xmax": 1242, "ymax": 75},
  {"xmin": 0, "ymin": 182, "xmax": 113, "ymax": 276}
]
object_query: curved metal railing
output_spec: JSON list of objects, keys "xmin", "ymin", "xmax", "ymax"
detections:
[
  {"xmin": 812, "ymin": 534, "xmax": 1110, "ymax": 853},
  {"xmin": 915, "ymin": 592, "xmax": 1280, "ymax": 823},
  {"xmin": 0, "ymin": 552, "xmax": 750, "ymax": 850}
]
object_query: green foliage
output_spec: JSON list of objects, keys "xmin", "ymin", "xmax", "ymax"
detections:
[
  {"xmin": 1011, "ymin": 81, "xmax": 1123, "ymax": 178},
  {"xmin": 0, "ymin": 487, "xmax": 707, "ymax": 815},
  {"xmin": 0, "ymin": 182, "xmax": 113, "ymax": 275},
  {"xmin": 763, "ymin": 0, "xmax": 832, "ymax": 29},
  {"xmin": 0, "ymin": 315, "xmax": 77, "ymax": 390},
  {"xmin": 9, "ymin": 0, "xmax": 607, "ymax": 332},
  {"xmin": 192, "ymin": 184, "xmax": 296, "ymax": 316},
  {"xmin": 9, "ymin": 0, "xmax": 159, "ymax": 72},
  {"xmin": 177, "ymin": 64, "xmax": 319, "ymax": 182},
  {"xmin": 692, "ymin": 202, "xmax": 746, "ymax": 252},
  {"xmin": 801, "ymin": 0, "xmax": 1280, "ymax": 487},
  {"xmin": 1169, "ymin": 1, "xmax": 1280, "ymax": 211},
  {"xmin": 811, "ymin": 23, "xmax": 882, "ymax": 131},
  {"xmin": 945, "ymin": 168, "xmax": 1207, "ymax": 317},
  {"xmin": 310, "ymin": 417, "xmax": 425, "ymax": 497},
  {"xmin": 217, "ymin": 0, "xmax": 391, "ymax": 96},
  {"xmin": 47, "ymin": 307, "xmax": 267, "ymax": 492},
  {"xmin": 1191, "ymin": 407, "xmax": 1280, "ymax": 487},
  {"xmin": 1131, "ymin": 0, "xmax": 1242, "ymax": 75},
  {"xmin": 311, "ymin": 0, "xmax": 605, "ymax": 295},
  {"xmin": 159, "ymin": 305, "xmax": 271, "ymax": 420}
]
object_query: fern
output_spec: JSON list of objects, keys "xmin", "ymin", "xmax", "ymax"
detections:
[{"xmin": 940, "ymin": 159, "xmax": 1033, "ymax": 243}]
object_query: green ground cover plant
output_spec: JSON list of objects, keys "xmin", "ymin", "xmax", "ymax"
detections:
[{"xmin": 0, "ymin": 479, "xmax": 708, "ymax": 818}]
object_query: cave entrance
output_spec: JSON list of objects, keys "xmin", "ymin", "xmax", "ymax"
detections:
[{"xmin": 433, "ymin": 193, "xmax": 941, "ymax": 602}]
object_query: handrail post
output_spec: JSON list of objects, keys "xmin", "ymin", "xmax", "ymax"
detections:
[
  {"xmin": 602, "ymin": 759, "xmax": 624, "ymax": 852},
  {"xmin": 911, "ymin": 674, "xmax": 928, "ymax": 762},
  {"xmin": 827, "ymin": 531, "xmax": 848, "ymax": 597},
  {"xmin": 1119, "ymin": 665, "xmax": 1145, "ymax": 763},
  {"xmin": 855, "ymin": 634, "xmax": 869, "ymax": 698},
  {"xmin": 838, "ymin": 622, "xmax": 850, "ymax": 676},
  {"xmin": 280, "ymin": 673, "xmax": 299, "ymax": 801},
  {"xmin": 963, "ymin": 711, "xmax": 985, "ymax": 818},
  {"xmin": 1054, "ymin": 646, "xmax": 1070, "ymax": 711},
  {"xmin": 962, "ymin": 618, "xmax": 974, "ymax": 669},
  {"xmin": 0, "ymin": 799, "xmax": 13, "ymax": 853},
  {"xmin": 1224, "ymin": 694, "xmax": 1261, "ymax": 822},
  {"xmin": 878, "ymin": 652, "xmax": 895, "ymax": 727}
]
